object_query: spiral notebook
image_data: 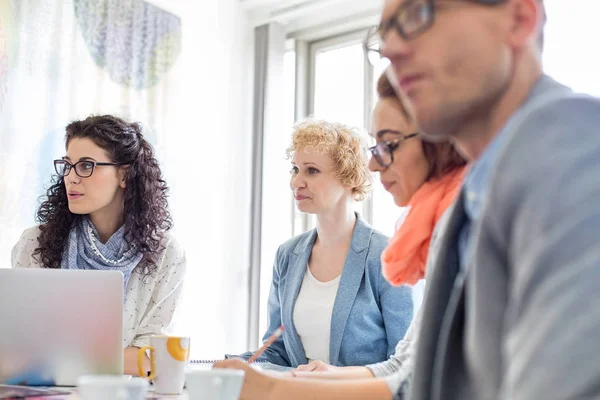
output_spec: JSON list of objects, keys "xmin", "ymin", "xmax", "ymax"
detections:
[
  {"xmin": 0, "ymin": 385, "xmax": 71, "ymax": 399},
  {"xmin": 190, "ymin": 359, "xmax": 268, "ymax": 365},
  {"xmin": 189, "ymin": 359, "xmax": 293, "ymax": 372}
]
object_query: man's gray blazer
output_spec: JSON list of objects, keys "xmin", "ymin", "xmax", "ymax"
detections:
[{"xmin": 409, "ymin": 76, "xmax": 600, "ymax": 399}]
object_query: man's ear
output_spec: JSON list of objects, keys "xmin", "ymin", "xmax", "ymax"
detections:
[{"xmin": 507, "ymin": 0, "xmax": 540, "ymax": 51}]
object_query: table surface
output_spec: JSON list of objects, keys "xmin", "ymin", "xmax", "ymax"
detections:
[{"xmin": 58, "ymin": 388, "xmax": 189, "ymax": 399}]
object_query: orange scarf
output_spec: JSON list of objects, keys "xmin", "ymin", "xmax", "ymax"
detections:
[{"xmin": 382, "ymin": 166, "xmax": 467, "ymax": 286}]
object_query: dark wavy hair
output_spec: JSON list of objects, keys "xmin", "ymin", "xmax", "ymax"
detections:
[{"xmin": 33, "ymin": 115, "xmax": 172, "ymax": 277}]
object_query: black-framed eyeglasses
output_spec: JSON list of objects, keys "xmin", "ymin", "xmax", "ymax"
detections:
[
  {"xmin": 364, "ymin": 0, "xmax": 435, "ymax": 65},
  {"xmin": 54, "ymin": 159, "xmax": 123, "ymax": 178},
  {"xmin": 364, "ymin": 0, "xmax": 506, "ymax": 65},
  {"xmin": 381, "ymin": 0, "xmax": 435, "ymax": 40},
  {"xmin": 369, "ymin": 131, "xmax": 419, "ymax": 168}
]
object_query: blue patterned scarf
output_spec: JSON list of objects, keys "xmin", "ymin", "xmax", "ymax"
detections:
[{"xmin": 61, "ymin": 217, "xmax": 143, "ymax": 295}]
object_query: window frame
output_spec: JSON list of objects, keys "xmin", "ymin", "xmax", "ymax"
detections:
[{"xmin": 293, "ymin": 28, "xmax": 376, "ymax": 234}]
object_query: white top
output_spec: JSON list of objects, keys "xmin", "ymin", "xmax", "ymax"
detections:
[
  {"xmin": 292, "ymin": 265, "xmax": 341, "ymax": 363},
  {"xmin": 11, "ymin": 226, "xmax": 186, "ymax": 349}
]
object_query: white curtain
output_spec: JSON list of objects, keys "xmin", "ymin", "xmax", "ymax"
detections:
[
  {"xmin": 0, "ymin": 0, "xmax": 181, "ymax": 264},
  {"xmin": 0, "ymin": 0, "xmax": 255, "ymax": 359}
]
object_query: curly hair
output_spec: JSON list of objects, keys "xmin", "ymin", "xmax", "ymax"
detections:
[
  {"xmin": 376, "ymin": 73, "xmax": 467, "ymax": 180},
  {"xmin": 286, "ymin": 119, "xmax": 372, "ymax": 201},
  {"xmin": 33, "ymin": 115, "xmax": 172, "ymax": 277}
]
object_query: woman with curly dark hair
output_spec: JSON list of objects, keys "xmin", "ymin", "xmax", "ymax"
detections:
[{"xmin": 11, "ymin": 115, "xmax": 186, "ymax": 376}]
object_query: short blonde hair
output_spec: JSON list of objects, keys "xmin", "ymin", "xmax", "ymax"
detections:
[{"xmin": 286, "ymin": 119, "xmax": 372, "ymax": 201}]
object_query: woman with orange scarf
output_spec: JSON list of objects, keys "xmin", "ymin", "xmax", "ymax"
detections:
[{"xmin": 214, "ymin": 72, "xmax": 467, "ymax": 400}]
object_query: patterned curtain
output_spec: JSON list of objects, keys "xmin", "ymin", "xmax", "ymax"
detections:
[
  {"xmin": 0, "ymin": 0, "xmax": 15, "ymax": 115},
  {"xmin": 0, "ymin": 22, "xmax": 6, "ymax": 114},
  {"xmin": 0, "ymin": 0, "xmax": 181, "ymax": 266},
  {"xmin": 74, "ymin": 0, "xmax": 181, "ymax": 90}
]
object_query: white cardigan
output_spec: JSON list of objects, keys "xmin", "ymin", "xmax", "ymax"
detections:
[{"xmin": 11, "ymin": 226, "xmax": 186, "ymax": 349}]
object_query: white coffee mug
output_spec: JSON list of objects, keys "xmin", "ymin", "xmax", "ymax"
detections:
[
  {"xmin": 186, "ymin": 369, "xmax": 245, "ymax": 400},
  {"xmin": 77, "ymin": 375, "xmax": 148, "ymax": 400},
  {"xmin": 138, "ymin": 335, "xmax": 191, "ymax": 395}
]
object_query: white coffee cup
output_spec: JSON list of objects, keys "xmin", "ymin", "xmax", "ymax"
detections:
[
  {"xmin": 138, "ymin": 335, "xmax": 190, "ymax": 395},
  {"xmin": 77, "ymin": 375, "xmax": 148, "ymax": 400},
  {"xmin": 186, "ymin": 369, "xmax": 245, "ymax": 400}
]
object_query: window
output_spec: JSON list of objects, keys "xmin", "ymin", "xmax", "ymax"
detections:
[
  {"xmin": 313, "ymin": 42, "xmax": 365, "ymax": 128},
  {"xmin": 543, "ymin": 0, "xmax": 600, "ymax": 97},
  {"xmin": 257, "ymin": 0, "xmax": 600, "ymax": 341},
  {"xmin": 258, "ymin": 50, "xmax": 297, "ymax": 339},
  {"xmin": 293, "ymin": 34, "xmax": 371, "ymax": 234},
  {"xmin": 275, "ymin": 30, "xmax": 425, "ymax": 322},
  {"xmin": 297, "ymin": 33, "xmax": 405, "ymax": 237},
  {"xmin": 369, "ymin": 58, "xmax": 405, "ymax": 237}
]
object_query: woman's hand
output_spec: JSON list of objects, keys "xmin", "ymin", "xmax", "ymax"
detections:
[
  {"xmin": 214, "ymin": 359, "xmax": 277, "ymax": 400},
  {"xmin": 215, "ymin": 359, "xmax": 391, "ymax": 400},
  {"xmin": 295, "ymin": 360, "xmax": 339, "ymax": 372},
  {"xmin": 124, "ymin": 347, "xmax": 148, "ymax": 376}
]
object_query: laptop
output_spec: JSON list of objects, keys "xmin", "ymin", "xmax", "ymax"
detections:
[{"xmin": 0, "ymin": 269, "xmax": 123, "ymax": 386}]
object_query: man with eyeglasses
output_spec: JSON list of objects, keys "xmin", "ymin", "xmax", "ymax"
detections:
[{"xmin": 374, "ymin": 0, "xmax": 600, "ymax": 399}]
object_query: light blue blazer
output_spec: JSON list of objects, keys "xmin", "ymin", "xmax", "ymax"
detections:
[{"xmin": 246, "ymin": 214, "xmax": 413, "ymax": 367}]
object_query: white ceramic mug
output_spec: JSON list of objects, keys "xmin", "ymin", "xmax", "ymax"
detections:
[
  {"xmin": 186, "ymin": 369, "xmax": 245, "ymax": 400},
  {"xmin": 77, "ymin": 375, "xmax": 148, "ymax": 400},
  {"xmin": 138, "ymin": 335, "xmax": 190, "ymax": 395}
]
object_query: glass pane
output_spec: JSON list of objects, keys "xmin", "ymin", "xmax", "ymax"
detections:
[
  {"xmin": 296, "ymin": 42, "xmax": 367, "ymax": 231},
  {"xmin": 313, "ymin": 43, "xmax": 365, "ymax": 128},
  {"xmin": 369, "ymin": 43, "xmax": 423, "ymax": 311},
  {"xmin": 543, "ymin": 1, "xmax": 600, "ymax": 96},
  {"xmin": 371, "ymin": 184, "xmax": 405, "ymax": 237},
  {"xmin": 370, "ymin": 58, "xmax": 403, "ymax": 238}
]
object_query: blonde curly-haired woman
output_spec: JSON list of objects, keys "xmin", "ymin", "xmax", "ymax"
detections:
[{"xmin": 236, "ymin": 119, "xmax": 413, "ymax": 368}]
